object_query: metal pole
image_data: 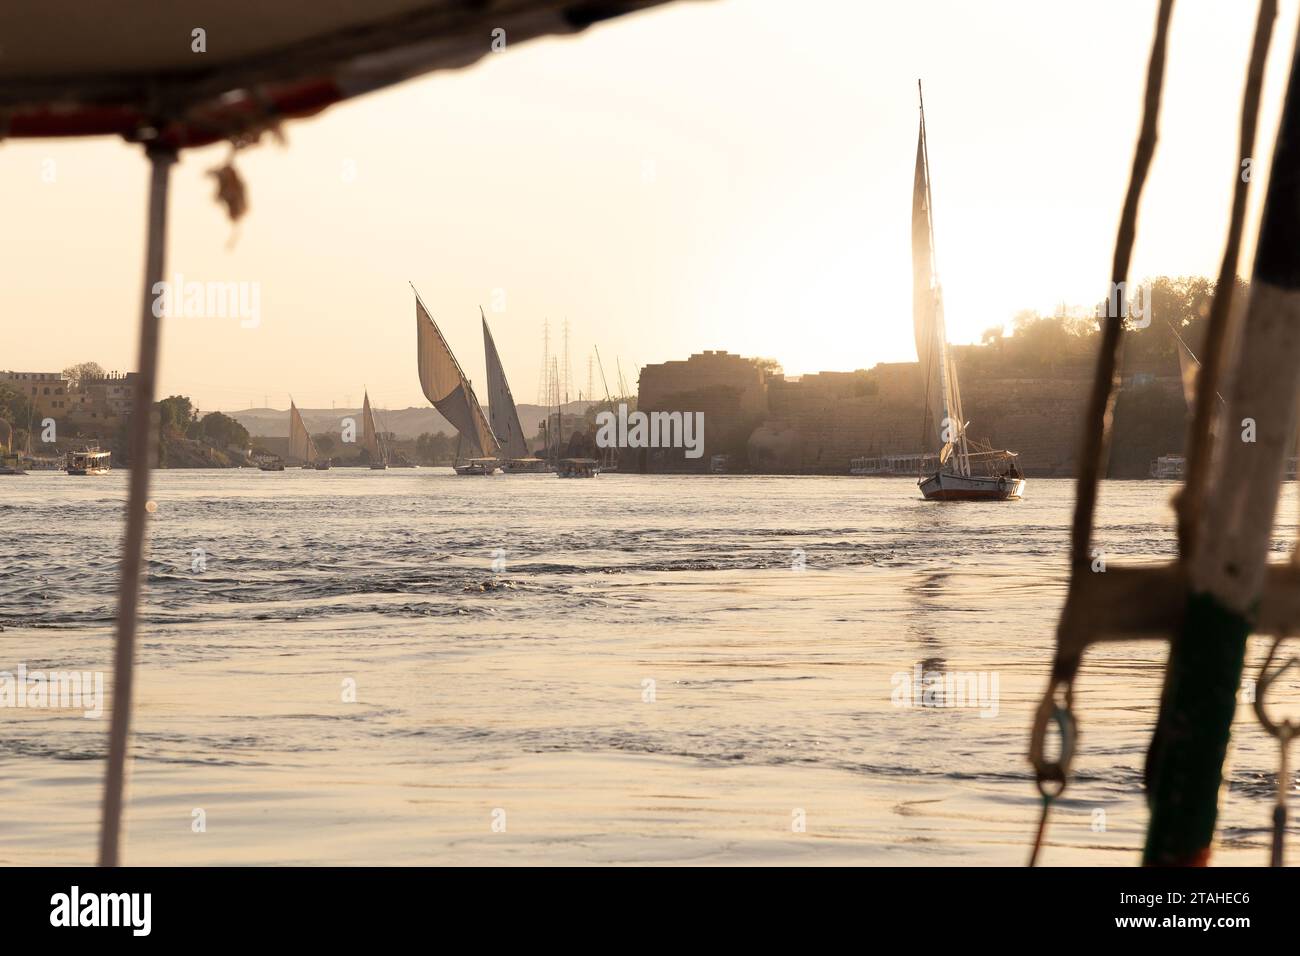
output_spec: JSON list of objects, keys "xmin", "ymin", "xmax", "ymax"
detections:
[
  {"xmin": 99, "ymin": 141, "xmax": 175, "ymax": 867},
  {"xmin": 1145, "ymin": 10, "xmax": 1300, "ymax": 864}
]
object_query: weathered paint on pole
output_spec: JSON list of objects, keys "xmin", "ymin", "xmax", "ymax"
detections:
[{"xmin": 1145, "ymin": 12, "xmax": 1300, "ymax": 865}]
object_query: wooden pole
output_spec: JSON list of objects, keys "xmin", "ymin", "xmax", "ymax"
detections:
[
  {"xmin": 1177, "ymin": 0, "xmax": 1277, "ymax": 555},
  {"xmin": 99, "ymin": 142, "xmax": 175, "ymax": 867},
  {"xmin": 1145, "ymin": 10, "xmax": 1300, "ymax": 865},
  {"xmin": 1067, "ymin": 0, "xmax": 1174, "ymax": 576}
]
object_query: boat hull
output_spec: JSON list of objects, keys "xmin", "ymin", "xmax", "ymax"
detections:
[
  {"xmin": 500, "ymin": 459, "xmax": 549, "ymax": 474},
  {"xmin": 454, "ymin": 463, "xmax": 497, "ymax": 476},
  {"xmin": 919, "ymin": 471, "xmax": 1025, "ymax": 501}
]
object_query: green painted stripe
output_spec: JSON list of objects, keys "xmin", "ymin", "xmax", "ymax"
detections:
[{"xmin": 1143, "ymin": 591, "xmax": 1250, "ymax": 866}]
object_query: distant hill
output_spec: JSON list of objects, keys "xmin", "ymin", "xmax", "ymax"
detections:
[{"xmin": 226, "ymin": 402, "xmax": 595, "ymax": 440}]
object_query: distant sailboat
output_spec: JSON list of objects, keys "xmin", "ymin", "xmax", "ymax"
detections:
[
  {"xmin": 482, "ymin": 308, "xmax": 546, "ymax": 473},
  {"xmin": 362, "ymin": 391, "xmax": 388, "ymax": 470},
  {"xmin": 413, "ymin": 286, "xmax": 501, "ymax": 474},
  {"xmin": 1153, "ymin": 320, "xmax": 1226, "ymax": 479},
  {"xmin": 290, "ymin": 399, "xmax": 329, "ymax": 470},
  {"xmin": 912, "ymin": 82, "xmax": 1024, "ymax": 501}
]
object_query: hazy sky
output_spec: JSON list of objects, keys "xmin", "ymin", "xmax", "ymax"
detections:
[{"xmin": 2, "ymin": 0, "xmax": 1296, "ymax": 412}]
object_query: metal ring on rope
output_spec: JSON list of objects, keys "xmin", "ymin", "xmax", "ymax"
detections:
[
  {"xmin": 1030, "ymin": 678, "xmax": 1078, "ymax": 798},
  {"xmin": 1254, "ymin": 634, "xmax": 1300, "ymax": 739},
  {"xmin": 1253, "ymin": 634, "xmax": 1300, "ymax": 867}
]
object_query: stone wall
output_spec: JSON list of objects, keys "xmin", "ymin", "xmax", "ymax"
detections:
[{"xmin": 640, "ymin": 351, "xmax": 1185, "ymax": 476}]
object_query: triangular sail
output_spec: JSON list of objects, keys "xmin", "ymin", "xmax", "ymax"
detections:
[
  {"xmin": 414, "ymin": 290, "xmax": 500, "ymax": 459},
  {"xmin": 289, "ymin": 400, "xmax": 317, "ymax": 463},
  {"xmin": 362, "ymin": 391, "xmax": 386, "ymax": 464},
  {"xmin": 912, "ymin": 84, "xmax": 967, "ymax": 474},
  {"xmin": 481, "ymin": 309, "xmax": 529, "ymax": 459}
]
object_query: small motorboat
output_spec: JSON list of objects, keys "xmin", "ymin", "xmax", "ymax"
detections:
[
  {"xmin": 557, "ymin": 458, "xmax": 599, "ymax": 478},
  {"xmin": 454, "ymin": 457, "xmax": 498, "ymax": 476},
  {"xmin": 67, "ymin": 445, "xmax": 111, "ymax": 475}
]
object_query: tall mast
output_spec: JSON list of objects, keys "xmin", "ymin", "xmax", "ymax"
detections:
[
  {"xmin": 918, "ymin": 80, "xmax": 966, "ymax": 475},
  {"xmin": 594, "ymin": 346, "xmax": 613, "ymax": 405}
]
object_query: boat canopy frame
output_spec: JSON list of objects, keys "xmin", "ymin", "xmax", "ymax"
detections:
[{"xmin": 1028, "ymin": 0, "xmax": 1300, "ymax": 868}]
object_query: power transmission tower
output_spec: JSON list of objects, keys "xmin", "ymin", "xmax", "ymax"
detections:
[
  {"xmin": 536, "ymin": 319, "xmax": 551, "ymax": 406},
  {"xmin": 560, "ymin": 319, "xmax": 572, "ymax": 406}
]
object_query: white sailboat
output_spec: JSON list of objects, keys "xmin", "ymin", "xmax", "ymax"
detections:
[
  {"xmin": 413, "ymin": 286, "xmax": 502, "ymax": 474},
  {"xmin": 362, "ymin": 390, "xmax": 388, "ymax": 470},
  {"xmin": 289, "ymin": 399, "xmax": 329, "ymax": 470},
  {"xmin": 482, "ymin": 308, "xmax": 547, "ymax": 473},
  {"xmin": 912, "ymin": 83, "xmax": 1025, "ymax": 501}
]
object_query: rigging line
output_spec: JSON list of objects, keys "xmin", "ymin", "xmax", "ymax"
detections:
[
  {"xmin": 99, "ymin": 142, "xmax": 175, "ymax": 868},
  {"xmin": 1165, "ymin": 316, "xmax": 1228, "ymax": 405},
  {"xmin": 1068, "ymin": 0, "xmax": 1174, "ymax": 572},
  {"xmin": 1027, "ymin": 0, "xmax": 1174, "ymax": 866},
  {"xmin": 1178, "ymin": 0, "xmax": 1277, "ymax": 558},
  {"xmin": 1253, "ymin": 635, "xmax": 1299, "ymax": 866}
]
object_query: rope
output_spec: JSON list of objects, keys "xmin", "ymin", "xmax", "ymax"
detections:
[
  {"xmin": 1029, "ymin": 0, "xmax": 1174, "ymax": 865},
  {"xmin": 1028, "ymin": 793, "xmax": 1054, "ymax": 868},
  {"xmin": 1178, "ymin": 0, "xmax": 1278, "ymax": 558},
  {"xmin": 1253, "ymin": 635, "xmax": 1299, "ymax": 866},
  {"xmin": 1068, "ymin": 0, "xmax": 1174, "ymax": 572}
]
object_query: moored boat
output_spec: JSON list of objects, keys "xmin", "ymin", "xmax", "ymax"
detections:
[
  {"xmin": 454, "ymin": 457, "xmax": 499, "ymax": 476},
  {"xmin": 557, "ymin": 457, "xmax": 599, "ymax": 478},
  {"xmin": 850, "ymin": 452, "xmax": 938, "ymax": 476},
  {"xmin": 501, "ymin": 457, "xmax": 549, "ymax": 473},
  {"xmin": 1150, "ymin": 454, "xmax": 1185, "ymax": 479}
]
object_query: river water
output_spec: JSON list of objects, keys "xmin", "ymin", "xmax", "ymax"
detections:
[{"xmin": 1, "ymin": 470, "xmax": 1297, "ymax": 865}]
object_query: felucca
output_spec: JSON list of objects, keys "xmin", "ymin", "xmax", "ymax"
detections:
[
  {"xmin": 412, "ymin": 286, "xmax": 501, "ymax": 474},
  {"xmin": 362, "ymin": 391, "xmax": 388, "ymax": 470},
  {"xmin": 482, "ymin": 308, "xmax": 546, "ymax": 473},
  {"xmin": 912, "ymin": 83, "xmax": 1024, "ymax": 501},
  {"xmin": 289, "ymin": 399, "xmax": 329, "ymax": 470}
]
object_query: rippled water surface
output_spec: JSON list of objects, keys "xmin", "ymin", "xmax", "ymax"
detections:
[{"xmin": 2, "ymin": 470, "xmax": 1298, "ymax": 865}]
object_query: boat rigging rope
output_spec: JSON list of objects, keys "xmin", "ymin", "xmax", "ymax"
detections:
[
  {"xmin": 1253, "ymin": 636, "xmax": 1299, "ymax": 866},
  {"xmin": 1027, "ymin": 0, "xmax": 1174, "ymax": 865},
  {"xmin": 1178, "ymin": 0, "xmax": 1278, "ymax": 557},
  {"xmin": 1028, "ymin": 701, "xmax": 1076, "ymax": 866}
]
